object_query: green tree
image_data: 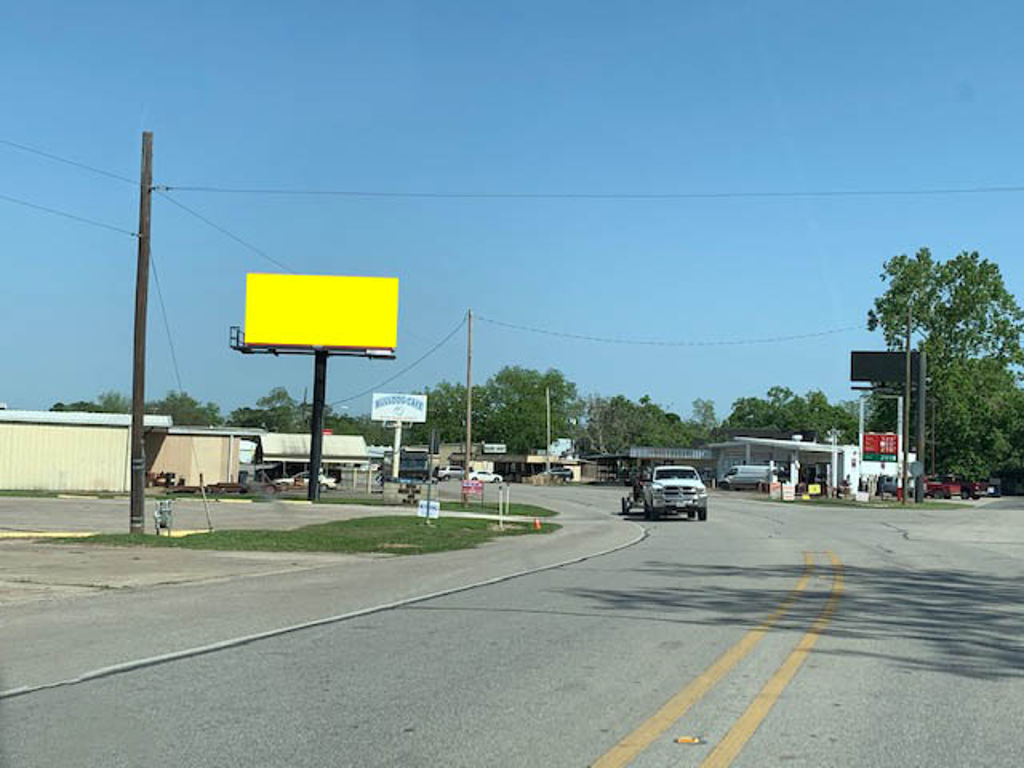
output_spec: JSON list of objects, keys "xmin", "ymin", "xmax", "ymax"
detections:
[
  {"xmin": 577, "ymin": 394, "xmax": 705, "ymax": 453},
  {"xmin": 404, "ymin": 381, "xmax": 476, "ymax": 446},
  {"xmin": 228, "ymin": 387, "xmax": 303, "ymax": 433},
  {"xmin": 867, "ymin": 248, "xmax": 1024, "ymax": 475},
  {"xmin": 50, "ymin": 391, "xmax": 131, "ymax": 413},
  {"xmin": 477, "ymin": 367, "xmax": 582, "ymax": 454},
  {"xmin": 690, "ymin": 398, "xmax": 719, "ymax": 439},
  {"xmin": 146, "ymin": 391, "xmax": 222, "ymax": 425},
  {"xmin": 323, "ymin": 412, "xmax": 392, "ymax": 444},
  {"xmin": 723, "ymin": 387, "xmax": 857, "ymax": 443}
]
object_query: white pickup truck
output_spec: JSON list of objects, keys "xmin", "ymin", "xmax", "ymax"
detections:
[{"xmin": 643, "ymin": 465, "xmax": 708, "ymax": 521}]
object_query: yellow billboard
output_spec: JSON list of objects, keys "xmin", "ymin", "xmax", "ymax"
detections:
[{"xmin": 244, "ymin": 273, "xmax": 398, "ymax": 351}]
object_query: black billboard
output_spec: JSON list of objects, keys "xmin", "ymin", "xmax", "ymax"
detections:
[{"xmin": 850, "ymin": 351, "xmax": 920, "ymax": 383}]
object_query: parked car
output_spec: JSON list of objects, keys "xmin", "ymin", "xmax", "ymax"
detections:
[
  {"xmin": 435, "ymin": 466, "xmax": 465, "ymax": 481},
  {"xmin": 275, "ymin": 471, "xmax": 337, "ymax": 491},
  {"xmin": 469, "ymin": 470, "xmax": 503, "ymax": 484},
  {"xmin": 925, "ymin": 475, "xmax": 985, "ymax": 500},
  {"xmin": 542, "ymin": 467, "xmax": 574, "ymax": 481},
  {"xmin": 877, "ymin": 475, "xmax": 900, "ymax": 497},
  {"xmin": 719, "ymin": 465, "xmax": 772, "ymax": 490}
]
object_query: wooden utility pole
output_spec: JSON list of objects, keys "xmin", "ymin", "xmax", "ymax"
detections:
[
  {"xmin": 463, "ymin": 309, "xmax": 473, "ymax": 499},
  {"xmin": 915, "ymin": 350, "xmax": 927, "ymax": 502},
  {"xmin": 902, "ymin": 302, "xmax": 912, "ymax": 505},
  {"xmin": 130, "ymin": 131, "xmax": 153, "ymax": 534},
  {"xmin": 545, "ymin": 386, "xmax": 552, "ymax": 475},
  {"xmin": 931, "ymin": 398, "xmax": 937, "ymax": 475}
]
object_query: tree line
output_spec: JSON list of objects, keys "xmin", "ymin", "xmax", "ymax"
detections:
[
  {"xmin": 51, "ymin": 248, "xmax": 1024, "ymax": 478},
  {"xmin": 49, "ymin": 376, "xmax": 859, "ymax": 456}
]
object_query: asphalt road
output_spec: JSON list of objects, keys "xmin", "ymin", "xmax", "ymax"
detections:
[{"xmin": 2, "ymin": 487, "xmax": 1022, "ymax": 767}]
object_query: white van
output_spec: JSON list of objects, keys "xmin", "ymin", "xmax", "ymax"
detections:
[{"xmin": 720, "ymin": 465, "xmax": 772, "ymax": 490}]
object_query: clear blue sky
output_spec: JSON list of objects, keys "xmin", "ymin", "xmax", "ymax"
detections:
[{"xmin": 3, "ymin": 1, "xmax": 1023, "ymax": 422}]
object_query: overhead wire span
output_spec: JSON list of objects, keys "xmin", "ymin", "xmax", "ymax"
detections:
[
  {"xmin": 155, "ymin": 190, "xmax": 296, "ymax": 273},
  {"xmin": 476, "ymin": 315, "xmax": 867, "ymax": 347},
  {"xmin": 0, "ymin": 137, "xmax": 136, "ymax": 186},
  {"xmin": 150, "ymin": 253, "xmax": 215, "ymax": 531},
  {"xmin": 160, "ymin": 183, "xmax": 1024, "ymax": 201},
  {"xmin": 0, "ymin": 191, "xmax": 138, "ymax": 237},
  {"xmin": 330, "ymin": 315, "xmax": 467, "ymax": 406}
]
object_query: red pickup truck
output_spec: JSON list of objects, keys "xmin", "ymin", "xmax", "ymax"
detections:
[{"xmin": 924, "ymin": 476, "xmax": 985, "ymax": 500}]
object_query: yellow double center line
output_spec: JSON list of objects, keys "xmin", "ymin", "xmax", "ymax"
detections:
[
  {"xmin": 592, "ymin": 553, "xmax": 816, "ymax": 768},
  {"xmin": 592, "ymin": 551, "xmax": 843, "ymax": 768},
  {"xmin": 701, "ymin": 552, "xmax": 844, "ymax": 767}
]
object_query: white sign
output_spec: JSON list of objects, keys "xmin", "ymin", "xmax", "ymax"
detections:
[
  {"xmin": 856, "ymin": 491, "xmax": 870, "ymax": 503},
  {"xmin": 417, "ymin": 500, "xmax": 440, "ymax": 519},
  {"xmin": 782, "ymin": 484, "xmax": 796, "ymax": 502},
  {"xmin": 483, "ymin": 443, "xmax": 507, "ymax": 454},
  {"xmin": 371, "ymin": 393, "xmax": 427, "ymax": 423}
]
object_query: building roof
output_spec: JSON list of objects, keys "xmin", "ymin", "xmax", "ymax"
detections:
[
  {"xmin": 0, "ymin": 409, "xmax": 172, "ymax": 428},
  {"xmin": 168, "ymin": 426, "xmax": 266, "ymax": 437},
  {"xmin": 708, "ymin": 436, "xmax": 848, "ymax": 453},
  {"xmin": 628, "ymin": 446, "xmax": 713, "ymax": 460},
  {"xmin": 260, "ymin": 433, "xmax": 369, "ymax": 462}
]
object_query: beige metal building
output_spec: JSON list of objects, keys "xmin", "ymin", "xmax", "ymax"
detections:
[
  {"xmin": 260, "ymin": 433, "xmax": 370, "ymax": 476},
  {"xmin": 145, "ymin": 426, "xmax": 266, "ymax": 487},
  {"xmin": 0, "ymin": 410, "xmax": 172, "ymax": 492}
]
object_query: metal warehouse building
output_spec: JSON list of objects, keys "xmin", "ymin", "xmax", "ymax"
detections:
[{"xmin": 0, "ymin": 410, "xmax": 172, "ymax": 492}]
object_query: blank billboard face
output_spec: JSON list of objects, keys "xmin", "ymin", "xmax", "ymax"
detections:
[
  {"xmin": 850, "ymin": 351, "xmax": 920, "ymax": 383},
  {"xmin": 244, "ymin": 274, "xmax": 399, "ymax": 352}
]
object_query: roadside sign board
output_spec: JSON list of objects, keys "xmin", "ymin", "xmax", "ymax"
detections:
[
  {"xmin": 371, "ymin": 393, "xmax": 428, "ymax": 423},
  {"xmin": 808, "ymin": 483, "xmax": 822, "ymax": 496},
  {"xmin": 782, "ymin": 484, "xmax": 796, "ymax": 502},
  {"xmin": 244, "ymin": 273, "xmax": 398, "ymax": 352},
  {"xmin": 417, "ymin": 500, "xmax": 440, "ymax": 519},
  {"xmin": 863, "ymin": 433, "xmax": 899, "ymax": 462},
  {"xmin": 769, "ymin": 482, "xmax": 782, "ymax": 500},
  {"xmin": 462, "ymin": 480, "xmax": 484, "ymax": 496}
]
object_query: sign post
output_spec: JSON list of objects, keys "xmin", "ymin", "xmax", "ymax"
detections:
[
  {"xmin": 370, "ymin": 393, "xmax": 428, "ymax": 482},
  {"xmin": 230, "ymin": 273, "xmax": 399, "ymax": 502}
]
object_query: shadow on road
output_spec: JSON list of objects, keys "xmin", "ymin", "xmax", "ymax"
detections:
[{"xmin": 559, "ymin": 560, "xmax": 1024, "ymax": 681}]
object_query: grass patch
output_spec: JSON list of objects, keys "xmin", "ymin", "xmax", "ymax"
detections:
[
  {"xmin": 54, "ymin": 516, "xmax": 560, "ymax": 555},
  {"xmin": 753, "ymin": 496, "xmax": 969, "ymax": 510},
  {"xmin": 439, "ymin": 501, "xmax": 558, "ymax": 518},
  {"xmin": 0, "ymin": 490, "xmax": 59, "ymax": 498},
  {"xmin": 313, "ymin": 497, "xmax": 558, "ymax": 517},
  {"xmin": 314, "ymin": 496, "xmax": 392, "ymax": 506}
]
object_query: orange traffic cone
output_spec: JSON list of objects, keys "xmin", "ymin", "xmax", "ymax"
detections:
[{"xmin": 533, "ymin": 517, "xmax": 542, "ymax": 530}]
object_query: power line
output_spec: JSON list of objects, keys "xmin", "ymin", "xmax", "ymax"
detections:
[
  {"xmin": 477, "ymin": 315, "xmax": 866, "ymax": 347},
  {"xmin": 155, "ymin": 190, "xmax": 296, "ymax": 273},
  {"xmin": 0, "ymin": 191, "xmax": 138, "ymax": 237},
  {"xmin": 150, "ymin": 254, "xmax": 184, "ymax": 396},
  {"xmin": 150, "ymin": 251, "xmax": 215, "ymax": 531},
  {"xmin": 0, "ymin": 137, "xmax": 137, "ymax": 186},
  {"xmin": 161, "ymin": 182, "xmax": 1024, "ymax": 201},
  {"xmin": 330, "ymin": 315, "xmax": 467, "ymax": 406}
]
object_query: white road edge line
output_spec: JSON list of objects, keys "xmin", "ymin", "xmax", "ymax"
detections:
[{"xmin": 0, "ymin": 522, "xmax": 648, "ymax": 700}]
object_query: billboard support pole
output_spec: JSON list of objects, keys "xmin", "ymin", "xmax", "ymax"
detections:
[{"xmin": 308, "ymin": 350, "xmax": 328, "ymax": 502}]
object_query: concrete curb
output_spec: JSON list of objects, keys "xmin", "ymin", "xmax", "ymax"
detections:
[{"xmin": 0, "ymin": 521, "xmax": 647, "ymax": 700}]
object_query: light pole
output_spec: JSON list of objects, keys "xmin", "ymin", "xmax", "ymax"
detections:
[{"xmin": 826, "ymin": 428, "xmax": 840, "ymax": 497}]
